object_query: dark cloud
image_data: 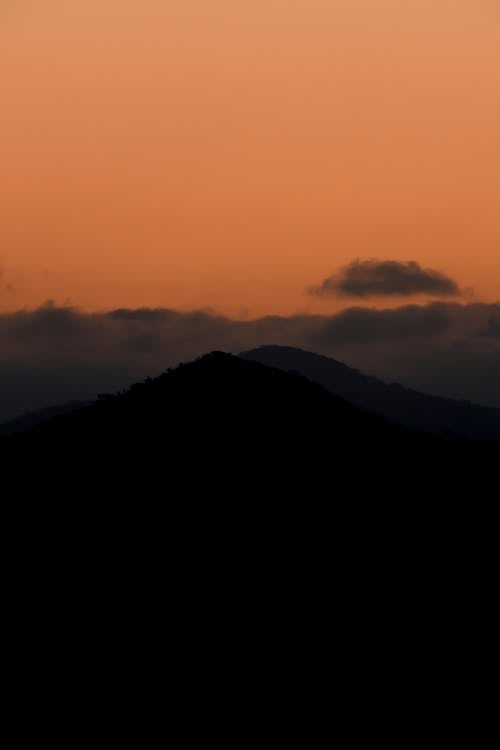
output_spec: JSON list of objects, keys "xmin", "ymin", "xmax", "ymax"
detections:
[
  {"xmin": 315, "ymin": 303, "xmax": 452, "ymax": 345},
  {"xmin": 308, "ymin": 259, "xmax": 461, "ymax": 298},
  {"xmin": 1, "ymin": 301, "xmax": 500, "ymax": 423}
]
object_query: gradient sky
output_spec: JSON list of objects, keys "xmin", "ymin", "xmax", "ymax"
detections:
[{"xmin": 1, "ymin": 0, "xmax": 499, "ymax": 316}]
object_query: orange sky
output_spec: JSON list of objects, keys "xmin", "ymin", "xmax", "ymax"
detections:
[{"xmin": 1, "ymin": 0, "xmax": 499, "ymax": 316}]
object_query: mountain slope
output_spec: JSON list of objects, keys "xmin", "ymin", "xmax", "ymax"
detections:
[
  {"xmin": 5, "ymin": 351, "xmax": 493, "ymax": 688},
  {"xmin": 0, "ymin": 401, "xmax": 92, "ymax": 436},
  {"xmin": 3, "ymin": 351, "xmax": 493, "ymax": 504},
  {"xmin": 240, "ymin": 345, "xmax": 500, "ymax": 440}
]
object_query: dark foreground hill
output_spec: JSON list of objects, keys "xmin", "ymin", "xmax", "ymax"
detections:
[
  {"xmin": 2, "ymin": 351, "xmax": 496, "ymax": 700},
  {"xmin": 0, "ymin": 400, "xmax": 92, "ymax": 436},
  {"xmin": 3, "ymin": 351, "xmax": 496, "ymax": 504},
  {"xmin": 241, "ymin": 345, "xmax": 500, "ymax": 440}
]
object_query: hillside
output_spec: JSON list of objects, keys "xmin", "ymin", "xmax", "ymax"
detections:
[
  {"xmin": 241, "ymin": 346, "xmax": 500, "ymax": 441},
  {"xmin": 2, "ymin": 350, "xmax": 496, "ymax": 639},
  {"xmin": 3, "ymin": 351, "xmax": 493, "ymax": 504},
  {"xmin": 0, "ymin": 401, "xmax": 92, "ymax": 436}
]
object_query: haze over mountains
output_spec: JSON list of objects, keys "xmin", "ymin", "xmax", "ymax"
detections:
[
  {"xmin": 4, "ymin": 345, "xmax": 500, "ymax": 443},
  {"xmin": 2, "ymin": 301, "xmax": 500, "ymax": 426},
  {"xmin": 241, "ymin": 346, "xmax": 500, "ymax": 441}
]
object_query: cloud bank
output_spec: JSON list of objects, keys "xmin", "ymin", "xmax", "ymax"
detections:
[
  {"xmin": 308, "ymin": 260, "xmax": 461, "ymax": 298},
  {"xmin": 1, "ymin": 300, "xmax": 500, "ymax": 423}
]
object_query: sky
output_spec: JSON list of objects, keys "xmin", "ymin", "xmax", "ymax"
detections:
[
  {"xmin": 1, "ymin": 0, "xmax": 499, "ymax": 316},
  {"xmin": 1, "ymin": 1, "xmax": 500, "ymax": 421}
]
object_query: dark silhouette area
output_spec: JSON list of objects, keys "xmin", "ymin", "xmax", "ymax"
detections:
[
  {"xmin": 3, "ymin": 301, "xmax": 500, "ymax": 420},
  {"xmin": 0, "ymin": 400, "xmax": 92, "ymax": 436},
  {"xmin": 241, "ymin": 345, "xmax": 500, "ymax": 441},
  {"xmin": 3, "ymin": 351, "xmax": 497, "ymax": 508},
  {"xmin": 2, "ymin": 350, "xmax": 496, "ymax": 685}
]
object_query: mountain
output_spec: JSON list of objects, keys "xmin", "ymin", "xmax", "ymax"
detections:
[
  {"xmin": 3, "ymin": 350, "xmax": 495, "ymax": 663},
  {"xmin": 0, "ymin": 401, "xmax": 92, "ymax": 436},
  {"xmin": 240, "ymin": 345, "xmax": 500, "ymax": 441},
  {"xmin": 3, "ymin": 351, "xmax": 494, "ymax": 505}
]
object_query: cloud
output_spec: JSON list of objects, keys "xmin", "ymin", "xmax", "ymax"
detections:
[
  {"xmin": 314, "ymin": 303, "xmax": 452, "ymax": 345},
  {"xmin": 308, "ymin": 259, "xmax": 461, "ymax": 298},
  {"xmin": 1, "ymin": 301, "xmax": 500, "ymax": 423}
]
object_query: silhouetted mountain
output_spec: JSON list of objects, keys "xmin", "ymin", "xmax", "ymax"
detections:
[
  {"xmin": 0, "ymin": 400, "xmax": 92, "ymax": 436},
  {"xmin": 241, "ymin": 345, "xmax": 500, "ymax": 441},
  {"xmin": 3, "ymin": 351, "xmax": 495, "ymax": 506},
  {"xmin": 3, "ymin": 350, "xmax": 496, "ymax": 684}
]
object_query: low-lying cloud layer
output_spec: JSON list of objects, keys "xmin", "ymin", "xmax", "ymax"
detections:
[
  {"xmin": 308, "ymin": 259, "xmax": 461, "ymax": 298},
  {"xmin": 1, "ymin": 300, "xmax": 500, "ymax": 423}
]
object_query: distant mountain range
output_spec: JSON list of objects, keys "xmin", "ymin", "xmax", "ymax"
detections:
[
  {"xmin": 4, "ymin": 345, "xmax": 499, "ymax": 442},
  {"xmin": 4, "ymin": 346, "xmax": 500, "ymax": 442},
  {"xmin": 240, "ymin": 346, "xmax": 500, "ymax": 441}
]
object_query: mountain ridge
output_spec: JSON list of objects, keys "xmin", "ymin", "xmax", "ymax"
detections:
[
  {"xmin": 240, "ymin": 345, "xmax": 500, "ymax": 441},
  {"xmin": 3, "ymin": 351, "xmax": 494, "ymax": 505}
]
